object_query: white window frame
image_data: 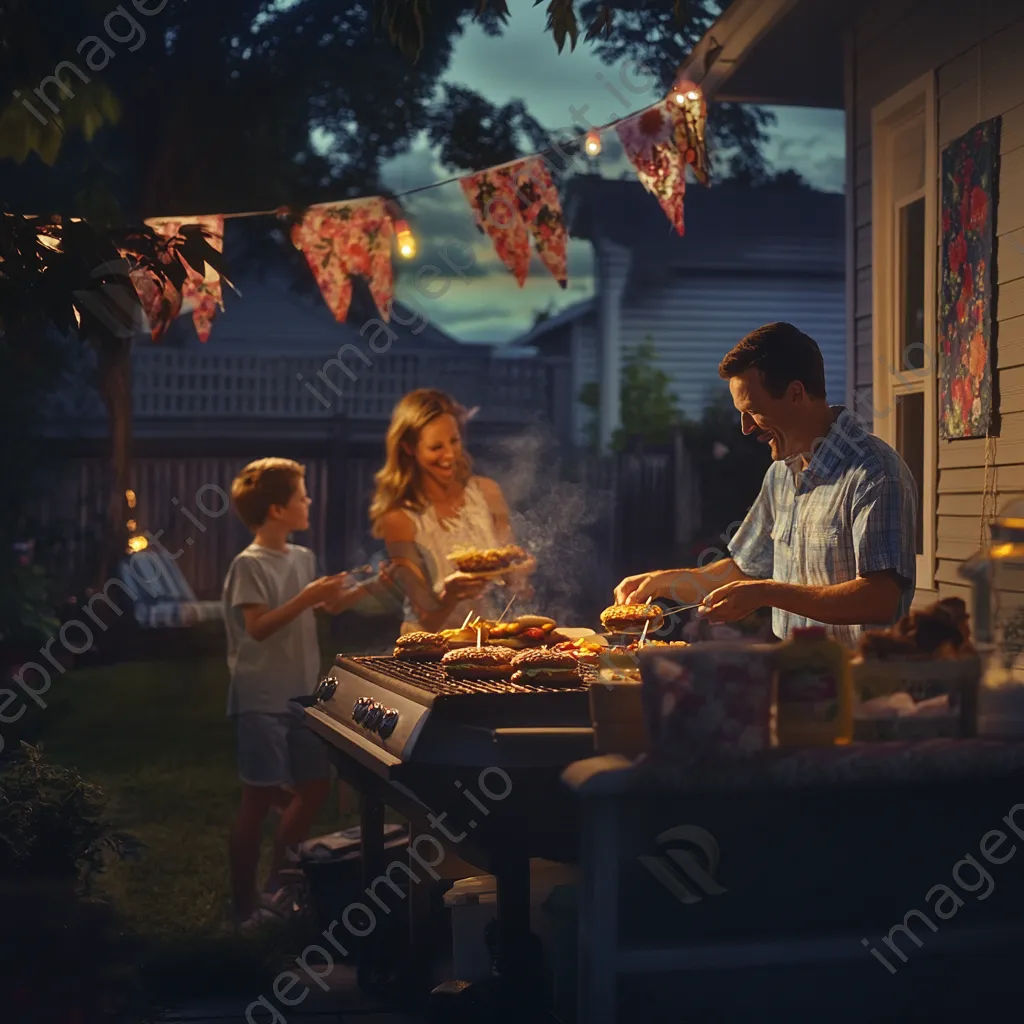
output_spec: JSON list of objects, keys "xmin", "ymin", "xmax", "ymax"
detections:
[{"xmin": 871, "ymin": 72, "xmax": 938, "ymax": 593}]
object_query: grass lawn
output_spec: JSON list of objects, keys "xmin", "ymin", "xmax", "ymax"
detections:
[{"xmin": 35, "ymin": 642, "xmax": 359, "ymax": 1009}]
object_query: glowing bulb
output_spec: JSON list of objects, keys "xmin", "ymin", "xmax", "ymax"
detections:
[
  {"xmin": 393, "ymin": 219, "xmax": 417, "ymax": 259},
  {"xmin": 127, "ymin": 535, "xmax": 149, "ymax": 553},
  {"xmin": 584, "ymin": 130, "xmax": 602, "ymax": 157},
  {"xmin": 686, "ymin": 90, "xmax": 699, "ymax": 100},
  {"xmin": 127, "ymin": 519, "xmax": 137, "ymax": 532},
  {"xmin": 126, "ymin": 489, "xmax": 137, "ymax": 508}
]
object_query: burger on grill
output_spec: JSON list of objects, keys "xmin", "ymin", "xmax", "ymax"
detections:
[
  {"xmin": 510, "ymin": 648, "xmax": 582, "ymax": 687},
  {"xmin": 441, "ymin": 645, "xmax": 515, "ymax": 680},
  {"xmin": 394, "ymin": 631, "xmax": 449, "ymax": 660},
  {"xmin": 600, "ymin": 603, "xmax": 665, "ymax": 633}
]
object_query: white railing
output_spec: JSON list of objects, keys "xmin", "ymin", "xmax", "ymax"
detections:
[{"xmin": 56, "ymin": 347, "xmax": 549, "ymax": 422}]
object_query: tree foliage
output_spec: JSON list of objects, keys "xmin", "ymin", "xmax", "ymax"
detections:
[
  {"xmin": 0, "ymin": 0, "xmax": 514, "ymax": 218},
  {"xmin": 579, "ymin": 338, "xmax": 682, "ymax": 452},
  {"xmin": 380, "ymin": 0, "xmax": 776, "ymax": 181}
]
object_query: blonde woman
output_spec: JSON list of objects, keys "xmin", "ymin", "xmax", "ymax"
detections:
[{"xmin": 370, "ymin": 389, "xmax": 529, "ymax": 634}]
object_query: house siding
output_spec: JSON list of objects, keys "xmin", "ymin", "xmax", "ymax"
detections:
[
  {"xmin": 851, "ymin": 1, "xmax": 1024, "ymax": 603},
  {"xmin": 574, "ymin": 271, "xmax": 845, "ymax": 440}
]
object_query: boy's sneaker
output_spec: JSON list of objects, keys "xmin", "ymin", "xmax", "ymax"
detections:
[{"xmin": 260, "ymin": 882, "xmax": 303, "ymax": 920}]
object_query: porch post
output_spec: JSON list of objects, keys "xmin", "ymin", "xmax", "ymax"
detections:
[{"xmin": 596, "ymin": 239, "xmax": 631, "ymax": 453}]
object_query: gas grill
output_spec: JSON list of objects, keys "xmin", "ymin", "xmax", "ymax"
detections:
[
  {"xmin": 297, "ymin": 653, "xmax": 595, "ymax": 1009},
  {"xmin": 301, "ymin": 654, "xmax": 596, "ymax": 775}
]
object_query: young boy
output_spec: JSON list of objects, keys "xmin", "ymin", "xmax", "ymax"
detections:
[{"xmin": 224, "ymin": 457, "xmax": 368, "ymax": 927}]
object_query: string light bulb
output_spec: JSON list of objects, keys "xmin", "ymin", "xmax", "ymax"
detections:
[
  {"xmin": 672, "ymin": 81, "xmax": 702, "ymax": 105},
  {"xmin": 393, "ymin": 218, "xmax": 417, "ymax": 259},
  {"xmin": 584, "ymin": 130, "xmax": 602, "ymax": 157}
]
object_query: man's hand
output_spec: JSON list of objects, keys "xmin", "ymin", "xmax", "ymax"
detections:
[
  {"xmin": 700, "ymin": 579, "xmax": 769, "ymax": 623},
  {"xmin": 614, "ymin": 569, "xmax": 676, "ymax": 605}
]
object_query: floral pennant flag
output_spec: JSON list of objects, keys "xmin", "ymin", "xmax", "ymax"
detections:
[
  {"xmin": 291, "ymin": 198, "xmax": 394, "ymax": 323},
  {"xmin": 145, "ymin": 215, "xmax": 225, "ymax": 342},
  {"xmin": 617, "ymin": 101, "xmax": 687, "ymax": 235},
  {"xmin": 460, "ymin": 157, "xmax": 568, "ymax": 287},
  {"xmin": 461, "ymin": 167, "xmax": 532, "ymax": 285},
  {"xmin": 510, "ymin": 157, "xmax": 567, "ymax": 288},
  {"xmin": 670, "ymin": 82, "xmax": 710, "ymax": 186}
]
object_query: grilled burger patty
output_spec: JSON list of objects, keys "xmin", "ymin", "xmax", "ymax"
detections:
[
  {"xmin": 510, "ymin": 648, "xmax": 581, "ymax": 686},
  {"xmin": 450, "ymin": 544, "xmax": 529, "ymax": 574},
  {"xmin": 394, "ymin": 631, "xmax": 449, "ymax": 660},
  {"xmin": 600, "ymin": 603, "xmax": 664, "ymax": 632},
  {"xmin": 441, "ymin": 645, "xmax": 515, "ymax": 679}
]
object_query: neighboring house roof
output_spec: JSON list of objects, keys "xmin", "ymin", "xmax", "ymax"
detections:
[
  {"xmin": 567, "ymin": 176, "xmax": 843, "ymax": 246},
  {"xmin": 565, "ymin": 177, "xmax": 844, "ymax": 274},
  {"xmin": 513, "ymin": 298, "xmax": 596, "ymax": 348},
  {"xmin": 170, "ymin": 273, "xmax": 462, "ymax": 353}
]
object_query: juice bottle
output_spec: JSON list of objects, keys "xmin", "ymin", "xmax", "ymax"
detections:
[{"xmin": 774, "ymin": 627, "xmax": 852, "ymax": 746}]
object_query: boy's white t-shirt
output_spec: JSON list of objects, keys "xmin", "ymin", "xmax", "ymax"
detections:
[{"xmin": 222, "ymin": 542, "xmax": 320, "ymax": 716}]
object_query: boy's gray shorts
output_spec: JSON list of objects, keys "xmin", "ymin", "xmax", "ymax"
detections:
[{"xmin": 235, "ymin": 712, "xmax": 332, "ymax": 788}]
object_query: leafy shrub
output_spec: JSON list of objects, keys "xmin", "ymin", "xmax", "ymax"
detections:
[{"xmin": 0, "ymin": 743, "xmax": 143, "ymax": 887}]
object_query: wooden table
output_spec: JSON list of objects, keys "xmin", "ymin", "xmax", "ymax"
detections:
[{"xmin": 563, "ymin": 740, "xmax": 1024, "ymax": 1024}]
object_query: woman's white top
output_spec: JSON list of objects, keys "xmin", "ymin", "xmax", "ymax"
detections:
[{"xmin": 400, "ymin": 478, "xmax": 501, "ymax": 631}]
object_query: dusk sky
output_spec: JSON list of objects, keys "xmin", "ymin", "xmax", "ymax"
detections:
[{"xmin": 380, "ymin": 3, "xmax": 846, "ymax": 344}]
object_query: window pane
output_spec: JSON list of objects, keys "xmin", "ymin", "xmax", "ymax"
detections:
[
  {"xmin": 893, "ymin": 119, "xmax": 925, "ymax": 198},
  {"xmin": 899, "ymin": 198, "xmax": 926, "ymax": 371},
  {"xmin": 896, "ymin": 391, "xmax": 925, "ymax": 556}
]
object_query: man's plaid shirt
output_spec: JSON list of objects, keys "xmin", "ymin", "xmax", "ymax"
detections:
[{"xmin": 728, "ymin": 406, "xmax": 918, "ymax": 646}]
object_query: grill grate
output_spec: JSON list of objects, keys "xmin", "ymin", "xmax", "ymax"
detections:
[{"xmin": 345, "ymin": 656, "xmax": 592, "ymax": 696}]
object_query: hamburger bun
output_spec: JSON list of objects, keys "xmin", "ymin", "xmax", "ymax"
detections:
[
  {"xmin": 441, "ymin": 645, "xmax": 515, "ymax": 680},
  {"xmin": 517, "ymin": 614, "xmax": 557, "ymax": 629},
  {"xmin": 510, "ymin": 648, "xmax": 582, "ymax": 686},
  {"xmin": 600, "ymin": 603, "xmax": 664, "ymax": 633},
  {"xmin": 394, "ymin": 631, "xmax": 448, "ymax": 660}
]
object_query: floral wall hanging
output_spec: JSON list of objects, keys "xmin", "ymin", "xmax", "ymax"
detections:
[
  {"xmin": 939, "ymin": 117, "xmax": 1000, "ymax": 440},
  {"xmin": 292, "ymin": 198, "xmax": 394, "ymax": 323}
]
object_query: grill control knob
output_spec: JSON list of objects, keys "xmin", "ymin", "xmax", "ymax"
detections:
[
  {"xmin": 352, "ymin": 696, "xmax": 373, "ymax": 723},
  {"xmin": 315, "ymin": 676, "xmax": 338, "ymax": 702},
  {"xmin": 363, "ymin": 701, "xmax": 384, "ymax": 731},
  {"xmin": 377, "ymin": 708, "xmax": 399, "ymax": 739}
]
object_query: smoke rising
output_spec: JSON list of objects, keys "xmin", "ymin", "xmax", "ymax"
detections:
[{"xmin": 477, "ymin": 425, "xmax": 614, "ymax": 626}]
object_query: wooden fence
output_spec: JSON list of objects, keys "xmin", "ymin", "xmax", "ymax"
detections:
[{"xmin": 31, "ymin": 428, "xmax": 703, "ymax": 609}]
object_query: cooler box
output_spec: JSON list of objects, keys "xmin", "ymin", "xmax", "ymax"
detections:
[{"xmin": 443, "ymin": 860, "xmax": 578, "ymax": 992}]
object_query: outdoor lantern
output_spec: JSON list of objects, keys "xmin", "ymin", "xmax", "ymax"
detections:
[
  {"xmin": 394, "ymin": 219, "xmax": 417, "ymax": 259},
  {"xmin": 959, "ymin": 497, "xmax": 1024, "ymax": 652},
  {"xmin": 584, "ymin": 130, "xmax": 602, "ymax": 157}
]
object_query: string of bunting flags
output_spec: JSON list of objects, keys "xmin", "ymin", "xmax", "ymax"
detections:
[{"xmin": 80, "ymin": 82, "xmax": 709, "ymax": 339}]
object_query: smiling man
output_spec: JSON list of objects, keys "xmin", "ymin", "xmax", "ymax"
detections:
[{"xmin": 614, "ymin": 322, "xmax": 918, "ymax": 645}]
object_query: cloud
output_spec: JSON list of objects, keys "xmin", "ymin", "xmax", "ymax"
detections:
[{"xmin": 444, "ymin": 5, "xmax": 661, "ymax": 132}]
